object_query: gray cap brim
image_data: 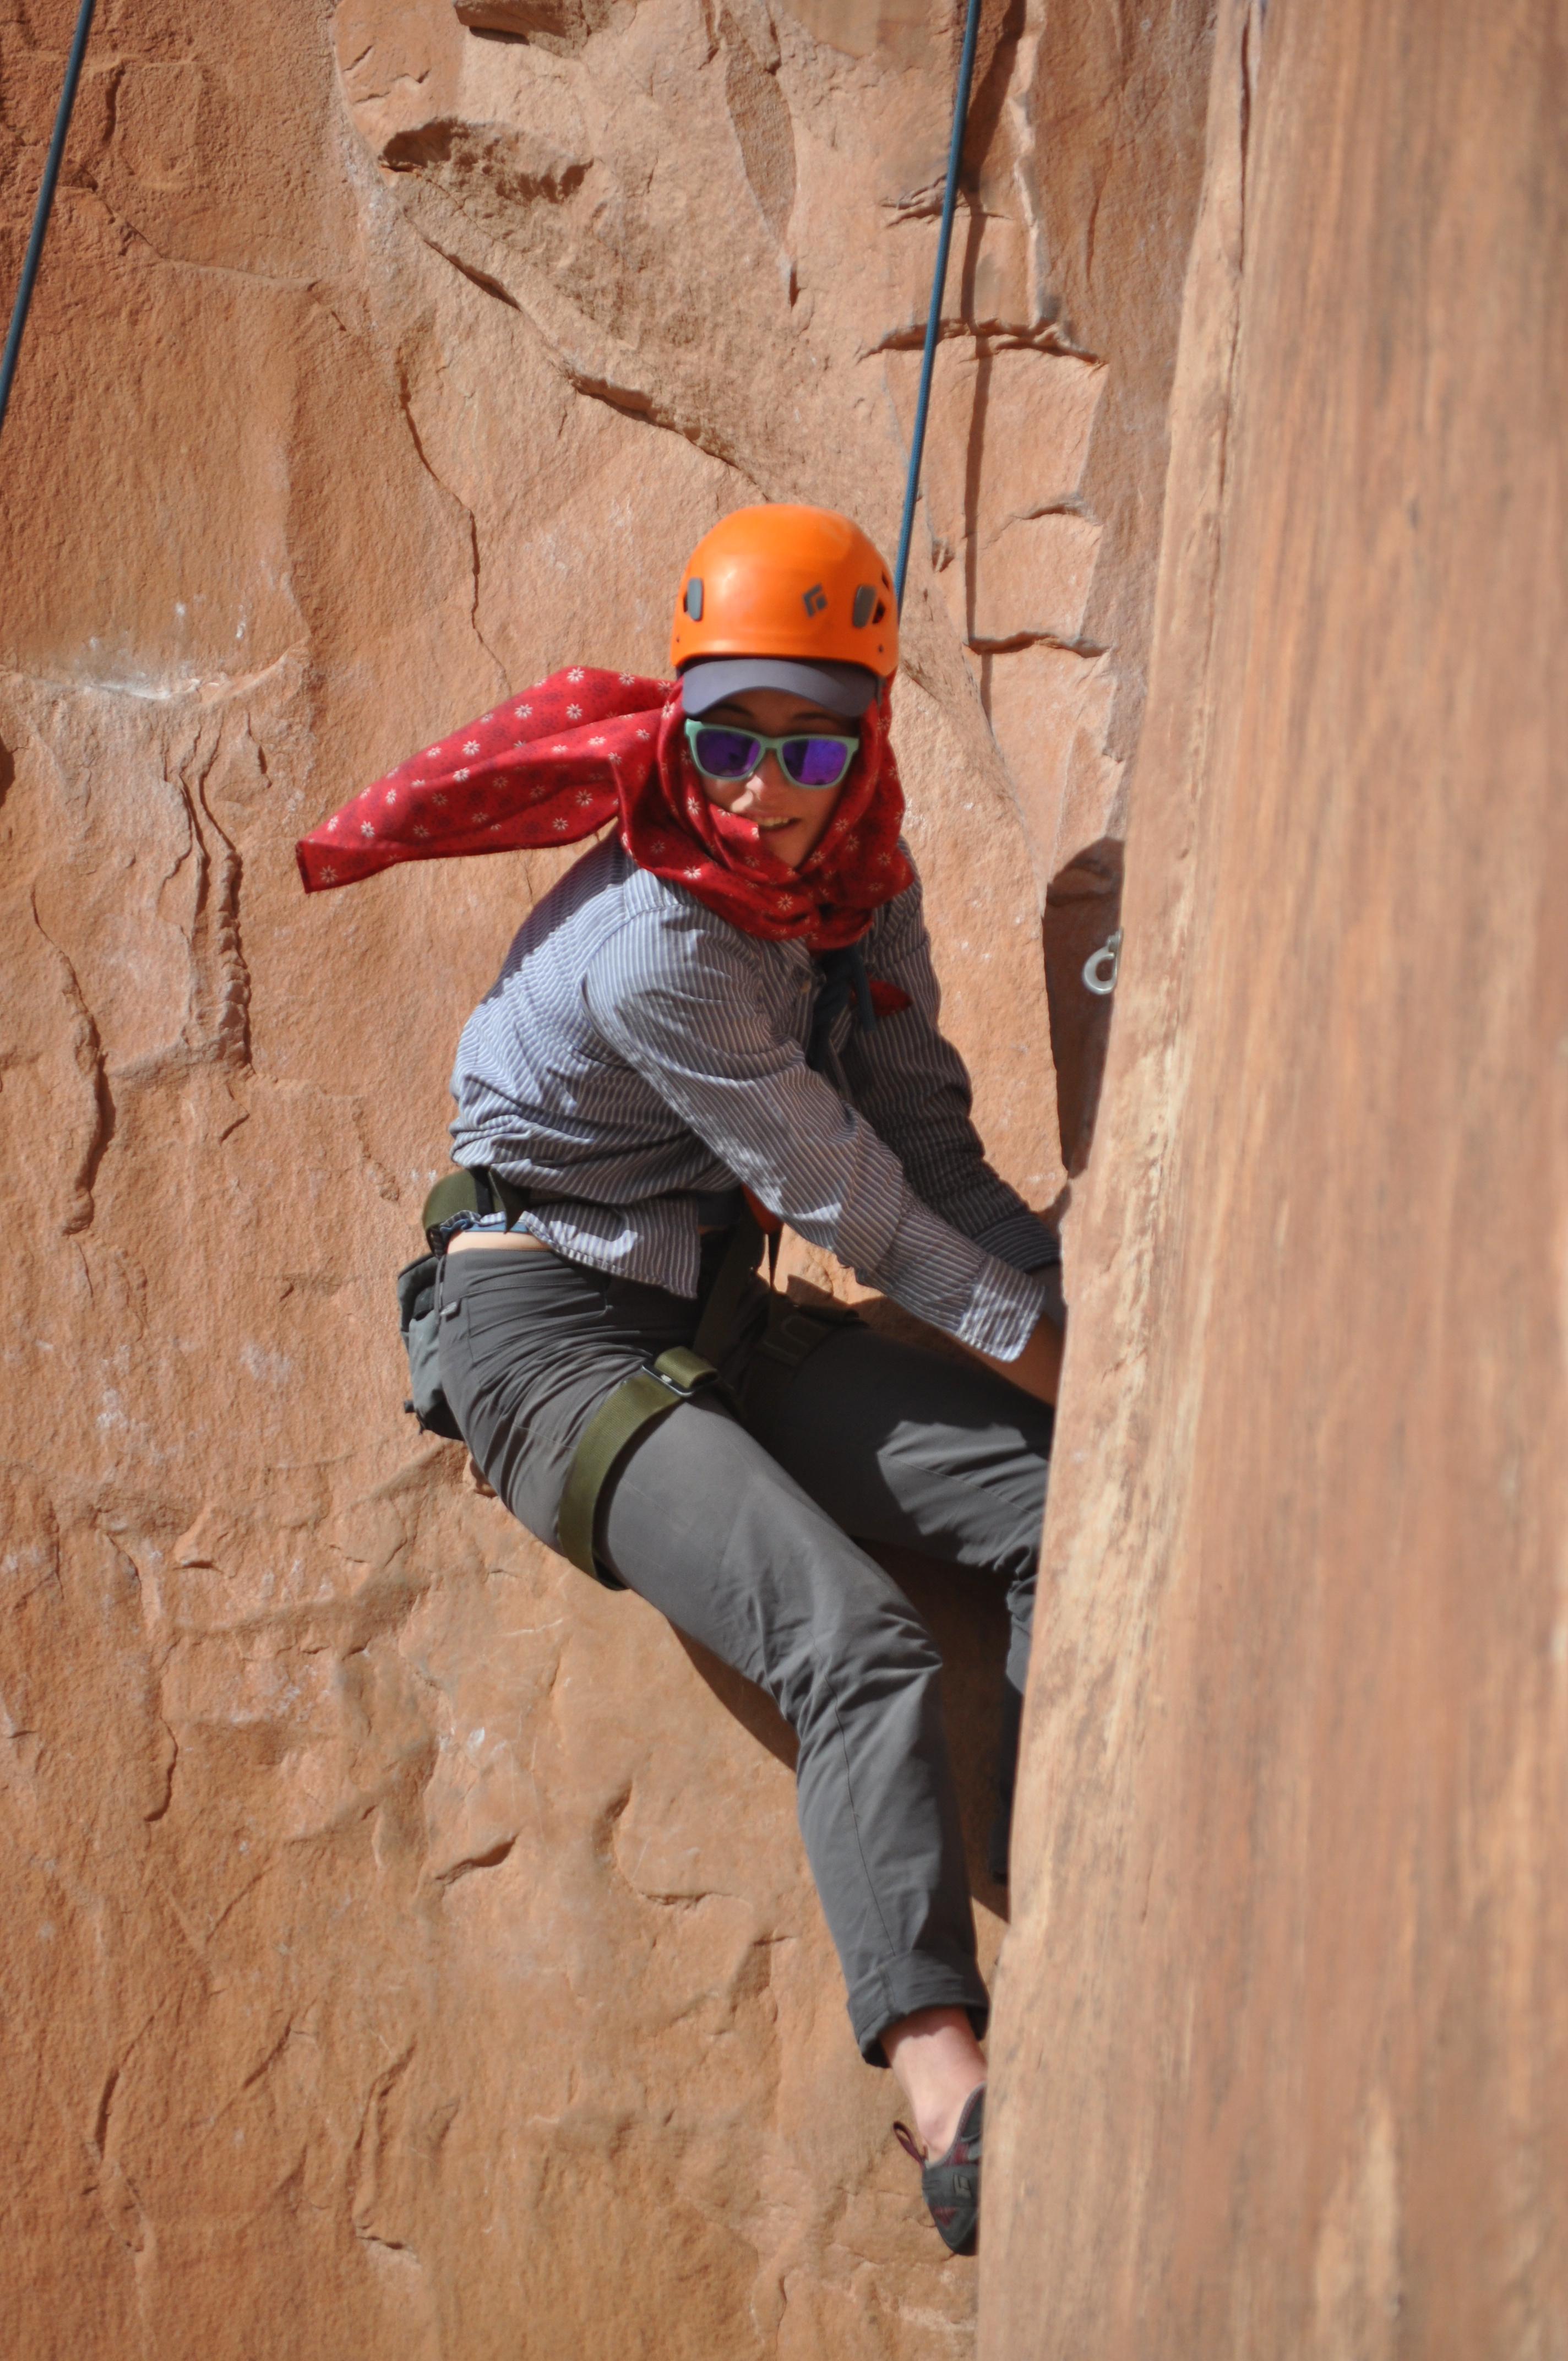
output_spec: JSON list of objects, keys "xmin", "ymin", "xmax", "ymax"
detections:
[{"xmin": 678, "ymin": 656, "xmax": 881, "ymax": 720}]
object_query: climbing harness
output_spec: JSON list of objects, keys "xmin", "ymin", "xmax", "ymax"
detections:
[
  {"xmin": 1082, "ymin": 928, "xmax": 1123, "ymax": 997},
  {"xmin": 402, "ymin": 1167, "xmax": 858, "ymax": 1587},
  {"xmin": 0, "ymin": 0, "xmax": 98, "ymax": 442},
  {"xmin": 554, "ymin": 1195, "xmax": 857, "ymax": 1583},
  {"xmin": 892, "ymin": 0, "xmax": 984, "ymax": 610},
  {"xmin": 420, "ymin": 1163, "xmax": 535, "ymax": 1250},
  {"xmin": 555, "ymin": 1344, "xmax": 724, "ymax": 1580}
]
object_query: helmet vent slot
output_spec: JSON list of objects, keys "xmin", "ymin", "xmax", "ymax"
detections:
[
  {"xmin": 684, "ymin": 578, "xmax": 704, "ymax": 621},
  {"xmin": 852, "ymin": 584, "xmax": 876, "ymax": 628}
]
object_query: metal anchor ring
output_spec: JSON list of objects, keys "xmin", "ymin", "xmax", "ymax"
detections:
[{"xmin": 1082, "ymin": 928, "xmax": 1122, "ymax": 997}]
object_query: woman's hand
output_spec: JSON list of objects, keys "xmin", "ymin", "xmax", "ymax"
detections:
[{"xmin": 969, "ymin": 1312, "xmax": 1063, "ymax": 1406}]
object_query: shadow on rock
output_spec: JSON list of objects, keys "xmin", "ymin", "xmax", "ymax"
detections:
[{"xmin": 1043, "ymin": 833, "xmax": 1124, "ymax": 1176}]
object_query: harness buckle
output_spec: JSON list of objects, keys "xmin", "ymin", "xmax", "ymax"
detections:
[{"xmin": 649, "ymin": 1346, "xmax": 720, "ymax": 1399}]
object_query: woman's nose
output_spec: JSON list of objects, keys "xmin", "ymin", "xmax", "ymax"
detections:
[{"xmin": 736, "ymin": 754, "xmax": 791, "ymax": 804}]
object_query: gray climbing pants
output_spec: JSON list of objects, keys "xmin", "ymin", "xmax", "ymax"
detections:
[{"xmin": 438, "ymin": 1238, "xmax": 1051, "ymax": 2061}]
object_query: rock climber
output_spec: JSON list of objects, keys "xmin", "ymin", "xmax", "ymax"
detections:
[{"xmin": 296, "ymin": 503, "xmax": 1063, "ymax": 2255}]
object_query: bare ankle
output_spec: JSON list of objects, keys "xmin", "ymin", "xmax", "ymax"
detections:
[{"xmin": 881, "ymin": 2005, "xmax": 987, "ymax": 2156}]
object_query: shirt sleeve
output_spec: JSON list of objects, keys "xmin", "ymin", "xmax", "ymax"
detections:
[
  {"xmin": 582, "ymin": 904, "xmax": 1049, "ymax": 1358},
  {"xmin": 840, "ymin": 872, "xmax": 1063, "ymax": 1285}
]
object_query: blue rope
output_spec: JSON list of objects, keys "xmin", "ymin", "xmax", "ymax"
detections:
[
  {"xmin": 892, "ymin": 0, "xmax": 984, "ymax": 612},
  {"xmin": 0, "ymin": 0, "xmax": 99, "ymax": 443}
]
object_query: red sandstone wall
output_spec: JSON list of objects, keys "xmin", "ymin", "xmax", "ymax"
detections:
[
  {"xmin": 984, "ymin": 1, "xmax": 1568, "ymax": 2350},
  {"xmin": 0, "ymin": 3, "xmax": 1211, "ymax": 2352}
]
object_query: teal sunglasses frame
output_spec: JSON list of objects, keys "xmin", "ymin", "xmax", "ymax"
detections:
[{"xmin": 683, "ymin": 717, "xmax": 860, "ymax": 792}]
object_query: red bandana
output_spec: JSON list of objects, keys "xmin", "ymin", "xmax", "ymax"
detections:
[{"xmin": 295, "ymin": 667, "xmax": 914, "ymax": 953}]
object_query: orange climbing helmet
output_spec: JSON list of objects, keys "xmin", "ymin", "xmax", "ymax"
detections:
[{"xmin": 671, "ymin": 504, "xmax": 897, "ymax": 719}]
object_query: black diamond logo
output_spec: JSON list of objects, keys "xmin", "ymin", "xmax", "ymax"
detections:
[{"xmin": 802, "ymin": 583, "xmax": 827, "ymax": 616}]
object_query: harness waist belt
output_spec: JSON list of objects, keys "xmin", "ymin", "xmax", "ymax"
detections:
[{"xmin": 422, "ymin": 1168, "xmax": 745, "ymax": 1252}]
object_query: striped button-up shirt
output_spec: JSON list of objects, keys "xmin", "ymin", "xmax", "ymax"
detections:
[{"xmin": 450, "ymin": 838, "xmax": 1060, "ymax": 1359}]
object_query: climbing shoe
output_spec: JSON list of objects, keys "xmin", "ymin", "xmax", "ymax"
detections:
[{"xmin": 895, "ymin": 2083, "xmax": 984, "ymax": 2255}]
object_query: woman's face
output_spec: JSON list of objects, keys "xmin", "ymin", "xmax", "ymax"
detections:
[{"xmin": 689, "ymin": 686, "xmax": 858, "ymax": 871}]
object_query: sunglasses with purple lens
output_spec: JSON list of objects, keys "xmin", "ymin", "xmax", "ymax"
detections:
[{"xmin": 684, "ymin": 719, "xmax": 859, "ymax": 791}]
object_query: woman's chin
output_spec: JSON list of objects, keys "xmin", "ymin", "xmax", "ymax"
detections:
[{"xmin": 711, "ymin": 807, "xmax": 803, "ymax": 868}]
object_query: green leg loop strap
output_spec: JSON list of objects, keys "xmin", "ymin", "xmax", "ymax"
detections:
[
  {"xmin": 556, "ymin": 1215, "xmax": 765, "ymax": 1585},
  {"xmin": 553, "ymin": 1210, "xmax": 865, "ymax": 1585},
  {"xmin": 556, "ymin": 1348, "xmax": 719, "ymax": 1584},
  {"xmin": 556, "ymin": 1207, "xmax": 788, "ymax": 1587}
]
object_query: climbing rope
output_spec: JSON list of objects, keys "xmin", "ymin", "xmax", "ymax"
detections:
[
  {"xmin": 892, "ymin": 0, "xmax": 983, "ymax": 611},
  {"xmin": 0, "ymin": 0, "xmax": 99, "ymax": 443},
  {"xmin": 888, "ymin": 4, "xmax": 1125, "ymax": 1005}
]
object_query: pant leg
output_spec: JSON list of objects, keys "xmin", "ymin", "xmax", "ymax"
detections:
[
  {"xmin": 744, "ymin": 1323, "xmax": 1053, "ymax": 1695},
  {"xmin": 438, "ymin": 1245, "xmax": 988, "ymax": 2063},
  {"xmin": 598, "ymin": 1392, "xmax": 989, "ymax": 2063}
]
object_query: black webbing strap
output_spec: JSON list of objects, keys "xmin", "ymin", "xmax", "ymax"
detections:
[
  {"xmin": 691, "ymin": 1204, "xmax": 766, "ymax": 1362},
  {"xmin": 741, "ymin": 1292, "xmax": 861, "ymax": 1429},
  {"xmin": 489, "ymin": 1168, "xmax": 532, "ymax": 1225},
  {"xmin": 807, "ymin": 943, "xmax": 876, "ymax": 1073}
]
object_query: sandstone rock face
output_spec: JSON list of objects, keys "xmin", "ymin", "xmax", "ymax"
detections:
[
  {"xmin": 984, "ymin": 0, "xmax": 1568, "ymax": 2351},
  {"xmin": 0, "ymin": 1, "xmax": 1212, "ymax": 2351}
]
